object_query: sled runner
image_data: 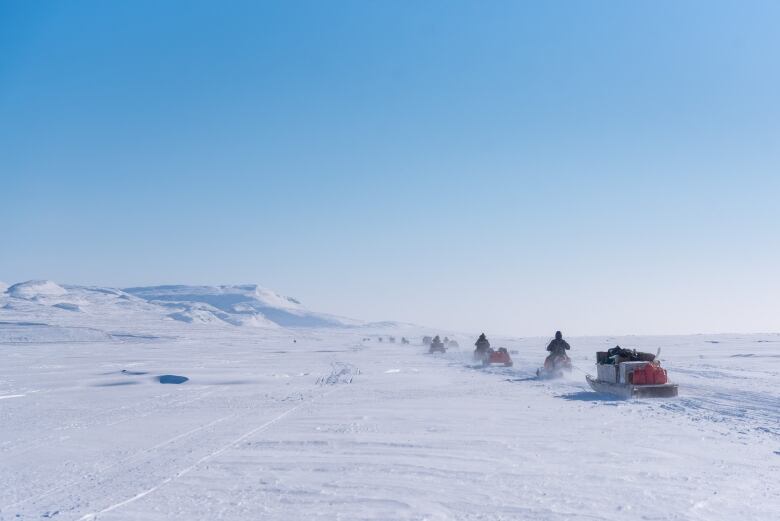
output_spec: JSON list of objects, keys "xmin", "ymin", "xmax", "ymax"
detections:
[{"xmin": 586, "ymin": 374, "xmax": 678, "ymax": 398}]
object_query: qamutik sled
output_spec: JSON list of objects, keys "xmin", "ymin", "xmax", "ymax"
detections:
[{"xmin": 586, "ymin": 348, "xmax": 678, "ymax": 399}]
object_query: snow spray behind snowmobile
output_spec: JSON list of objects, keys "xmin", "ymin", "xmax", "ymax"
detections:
[{"xmin": 536, "ymin": 352, "xmax": 572, "ymax": 379}]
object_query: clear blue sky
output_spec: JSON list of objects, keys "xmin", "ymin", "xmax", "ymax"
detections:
[{"xmin": 2, "ymin": 1, "xmax": 779, "ymax": 335}]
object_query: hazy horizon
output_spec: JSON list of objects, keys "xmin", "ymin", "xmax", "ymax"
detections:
[{"xmin": 2, "ymin": 277, "xmax": 778, "ymax": 339}]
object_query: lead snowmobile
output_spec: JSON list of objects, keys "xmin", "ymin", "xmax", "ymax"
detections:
[{"xmin": 537, "ymin": 331, "xmax": 573, "ymax": 378}]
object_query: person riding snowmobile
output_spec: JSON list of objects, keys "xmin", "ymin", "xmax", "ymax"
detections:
[
  {"xmin": 545, "ymin": 331, "xmax": 570, "ymax": 366},
  {"xmin": 474, "ymin": 333, "xmax": 490, "ymax": 354},
  {"xmin": 473, "ymin": 333, "xmax": 491, "ymax": 362},
  {"xmin": 546, "ymin": 331, "xmax": 570, "ymax": 356}
]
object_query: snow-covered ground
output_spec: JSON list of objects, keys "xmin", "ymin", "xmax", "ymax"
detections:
[{"xmin": 1, "ymin": 282, "xmax": 778, "ymax": 520}]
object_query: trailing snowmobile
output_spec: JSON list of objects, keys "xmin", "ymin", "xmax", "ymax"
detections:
[
  {"xmin": 428, "ymin": 335, "xmax": 446, "ymax": 354},
  {"xmin": 586, "ymin": 347, "xmax": 678, "ymax": 398},
  {"xmin": 473, "ymin": 333, "xmax": 513, "ymax": 367},
  {"xmin": 484, "ymin": 347, "xmax": 513, "ymax": 367}
]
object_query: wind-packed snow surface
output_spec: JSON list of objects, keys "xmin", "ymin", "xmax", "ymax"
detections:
[{"xmin": 1, "ymin": 282, "xmax": 779, "ymax": 520}]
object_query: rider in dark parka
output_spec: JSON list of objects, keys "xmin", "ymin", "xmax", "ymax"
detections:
[{"xmin": 546, "ymin": 331, "xmax": 571, "ymax": 357}]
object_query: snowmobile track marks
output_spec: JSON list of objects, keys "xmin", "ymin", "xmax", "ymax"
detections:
[
  {"xmin": 317, "ymin": 362, "xmax": 360, "ymax": 385},
  {"xmin": 73, "ymin": 388, "xmax": 343, "ymax": 521}
]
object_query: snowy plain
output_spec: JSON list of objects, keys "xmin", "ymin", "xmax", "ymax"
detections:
[{"xmin": 1, "ymin": 281, "xmax": 778, "ymax": 520}]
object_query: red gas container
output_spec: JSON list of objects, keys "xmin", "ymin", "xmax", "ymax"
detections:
[
  {"xmin": 653, "ymin": 366, "xmax": 668, "ymax": 384},
  {"xmin": 631, "ymin": 368, "xmax": 646, "ymax": 385},
  {"xmin": 627, "ymin": 363, "xmax": 669, "ymax": 385},
  {"xmin": 645, "ymin": 364, "xmax": 658, "ymax": 385}
]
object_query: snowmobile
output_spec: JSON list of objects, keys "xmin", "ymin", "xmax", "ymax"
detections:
[
  {"xmin": 586, "ymin": 348, "xmax": 678, "ymax": 398},
  {"xmin": 472, "ymin": 334, "xmax": 512, "ymax": 367},
  {"xmin": 482, "ymin": 347, "xmax": 513, "ymax": 367},
  {"xmin": 536, "ymin": 353, "xmax": 572, "ymax": 379},
  {"xmin": 428, "ymin": 335, "xmax": 446, "ymax": 354}
]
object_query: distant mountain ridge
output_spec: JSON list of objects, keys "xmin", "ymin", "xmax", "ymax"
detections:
[
  {"xmin": 1, "ymin": 280, "xmax": 360, "ymax": 330},
  {"xmin": 123, "ymin": 284, "xmax": 355, "ymax": 328}
]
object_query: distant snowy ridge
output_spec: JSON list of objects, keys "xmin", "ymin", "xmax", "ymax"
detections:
[
  {"xmin": 123, "ymin": 284, "xmax": 354, "ymax": 328},
  {"xmin": 0, "ymin": 280, "xmax": 375, "ymax": 335},
  {"xmin": 7, "ymin": 280, "xmax": 68, "ymax": 299},
  {"xmin": 123, "ymin": 284, "xmax": 306, "ymax": 311}
]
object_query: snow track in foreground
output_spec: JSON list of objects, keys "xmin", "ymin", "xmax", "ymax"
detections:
[
  {"xmin": 8, "ymin": 410, "xmax": 234, "ymax": 510},
  {"xmin": 3, "ymin": 364, "xmax": 344, "ymax": 520},
  {"xmin": 77, "ymin": 389, "xmax": 337, "ymax": 521}
]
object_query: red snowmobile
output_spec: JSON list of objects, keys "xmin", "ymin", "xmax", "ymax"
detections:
[
  {"xmin": 484, "ymin": 347, "xmax": 513, "ymax": 367},
  {"xmin": 473, "ymin": 333, "xmax": 513, "ymax": 367}
]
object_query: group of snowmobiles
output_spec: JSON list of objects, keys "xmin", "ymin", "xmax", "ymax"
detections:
[
  {"xmin": 428, "ymin": 332, "xmax": 564, "ymax": 372},
  {"xmin": 425, "ymin": 335, "xmax": 459, "ymax": 353},
  {"xmin": 424, "ymin": 331, "xmax": 678, "ymax": 399}
]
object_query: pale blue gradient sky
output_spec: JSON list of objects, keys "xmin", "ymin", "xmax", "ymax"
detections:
[{"xmin": 2, "ymin": 1, "xmax": 779, "ymax": 335}]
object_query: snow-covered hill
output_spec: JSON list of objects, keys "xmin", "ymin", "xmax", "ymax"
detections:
[
  {"xmin": 6, "ymin": 279, "xmax": 69, "ymax": 299},
  {"xmin": 0, "ymin": 281, "xmax": 373, "ymax": 342},
  {"xmin": 123, "ymin": 284, "xmax": 354, "ymax": 328}
]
